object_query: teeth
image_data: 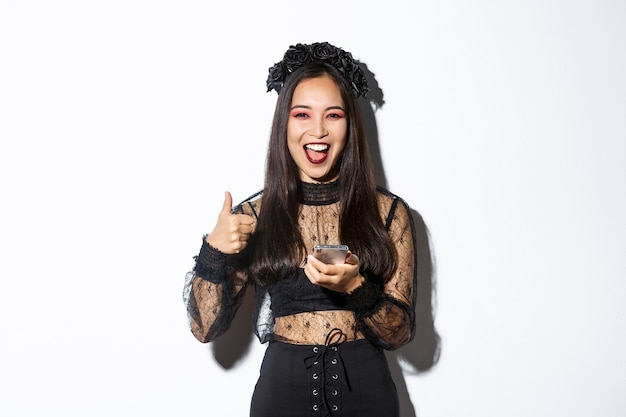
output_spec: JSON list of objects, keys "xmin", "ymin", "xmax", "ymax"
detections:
[{"xmin": 305, "ymin": 144, "xmax": 329, "ymax": 152}]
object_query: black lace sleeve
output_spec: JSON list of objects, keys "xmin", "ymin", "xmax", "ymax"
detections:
[
  {"xmin": 344, "ymin": 195, "xmax": 417, "ymax": 350},
  {"xmin": 182, "ymin": 195, "xmax": 261, "ymax": 343},
  {"xmin": 182, "ymin": 238, "xmax": 248, "ymax": 343}
]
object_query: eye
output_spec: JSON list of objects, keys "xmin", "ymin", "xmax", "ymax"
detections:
[
  {"xmin": 291, "ymin": 111, "xmax": 309, "ymax": 119},
  {"xmin": 326, "ymin": 111, "xmax": 345, "ymax": 119}
]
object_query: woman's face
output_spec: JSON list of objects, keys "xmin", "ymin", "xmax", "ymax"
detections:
[{"xmin": 287, "ymin": 74, "xmax": 347, "ymax": 183}]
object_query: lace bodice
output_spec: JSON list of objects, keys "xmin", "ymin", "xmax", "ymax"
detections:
[{"xmin": 183, "ymin": 182, "xmax": 417, "ymax": 350}]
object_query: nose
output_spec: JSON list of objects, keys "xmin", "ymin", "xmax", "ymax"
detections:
[{"xmin": 309, "ymin": 118, "xmax": 329, "ymax": 139}]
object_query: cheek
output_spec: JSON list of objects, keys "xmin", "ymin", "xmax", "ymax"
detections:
[
  {"xmin": 334, "ymin": 122, "xmax": 348, "ymax": 143},
  {"xmin": 334, "ymin": 140, "xmax": 347, "ymax": 158},
  {"xmin": 335, "ymin": 127, "xmax": 348, "ymax": 152},
  {"xmin": 287, "ymin": 127, "xmax": 299, "ymax": 148},
  {"xmin": 286, "ymin": 134, "xmax": 301, "ymax": 161},
  {"xmin": 286, "ymin": 122, "xmax": 301, "ymax": 144}
]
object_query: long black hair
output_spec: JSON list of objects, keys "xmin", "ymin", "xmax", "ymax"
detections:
[{"xmin": 248, "ymin": 62, "xmax": 396, "ymax": 285}]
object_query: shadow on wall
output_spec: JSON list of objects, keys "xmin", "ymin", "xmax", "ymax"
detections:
[
  {"xmin": 359, "ymin": 63, "xmax": 442, "ymax": 417},
  {"xmin": 386, "ymin": 209, "xmax": 441, "ymax": 417},
  {"xmin": 209, "ymin": 62, "xmax": 441, "ymax": 417}
]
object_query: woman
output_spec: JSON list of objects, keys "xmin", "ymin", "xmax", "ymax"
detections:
[{"xmin": 183, "ymin": 42, "xmax": 417, "ymax": 417}]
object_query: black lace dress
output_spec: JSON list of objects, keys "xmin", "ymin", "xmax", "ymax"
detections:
[{"xmin": 183, "ymin": 181, "xmax": 417, "ymax": 417}]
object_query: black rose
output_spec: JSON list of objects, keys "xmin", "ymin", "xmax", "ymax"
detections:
[
  {"xmin": 266, "ymin": 62, "xmax": 287, "ymax": 93},
  {"xmin": 336, "ymin": 50, "xmax": 353, "ymax": 73},
  {"xmin": 310, "ymin": 42, "xmax": 339, "ymax": 62},
  {"xmin": 352, "ymin": 68, "xmax": 369, "ymax": 98},
  {"xmin": 283, "ymin": 43, "xmax": 311, "ymax": 72},
  {"xmin": 265, "ymin": 41, "xmax": 369, "ymax": 98}
]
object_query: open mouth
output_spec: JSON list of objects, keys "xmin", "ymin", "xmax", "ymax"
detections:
[{"xmin": 304, "ymin": 143, "xmax": 330, "ymax": 164}]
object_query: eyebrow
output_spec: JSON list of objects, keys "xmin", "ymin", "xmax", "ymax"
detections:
[{"xmin": 290, "ymin": 104, "xmax": 346, "ymax": 111}]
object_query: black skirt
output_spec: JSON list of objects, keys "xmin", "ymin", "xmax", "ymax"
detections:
[{"xmin": 250, "ymin": 339, "xmax": 399, "ymax": 417}]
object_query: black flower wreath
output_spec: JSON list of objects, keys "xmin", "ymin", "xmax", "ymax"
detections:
[{"xmin": 266, "ymin": 42, "xmax": 369, "ymax": 98}]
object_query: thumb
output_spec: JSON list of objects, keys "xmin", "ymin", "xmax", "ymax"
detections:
[
  {"xmin": 346, "ymin": 251, "xmax": 359, "ymax": 265},
  {"xmin": 221, "ymin": 191, "xmax": 233, "ymax": 214}
]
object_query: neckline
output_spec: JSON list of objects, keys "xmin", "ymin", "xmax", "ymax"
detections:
[{"xmin": 300, "ymin": 181, "xmax": 340, "ymax": 205}]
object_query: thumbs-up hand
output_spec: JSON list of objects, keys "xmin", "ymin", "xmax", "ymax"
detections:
[{"xmin": 205, "ymin": 192, "xmax": 256, "ymax": 254}]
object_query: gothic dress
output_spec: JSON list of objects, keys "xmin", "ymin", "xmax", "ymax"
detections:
[{"xmin": 183, "ymin": 181, "xmax": 417, "ymax": 417}]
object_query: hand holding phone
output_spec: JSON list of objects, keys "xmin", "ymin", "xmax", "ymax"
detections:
[
  {"xmin": 311, "ymin": 244, "xmax": 349, "ymax": 265},
  {"xmin": 306, "ymin": 244, "xmax": 362, "ymax": 293}
]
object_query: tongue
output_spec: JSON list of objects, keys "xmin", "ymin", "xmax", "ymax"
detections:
[{"xmin": 305, "ymin": 148, "xmax": 328, "ymax": 163}]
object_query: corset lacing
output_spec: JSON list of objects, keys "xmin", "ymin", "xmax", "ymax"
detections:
[{"xmin": 304, "ymin": 328, "xmax": 352, "ymax": 416}]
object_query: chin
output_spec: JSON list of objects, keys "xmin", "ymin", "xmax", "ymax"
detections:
[{"xmin": 310, "ymin": 173, "xmax": 336, "ymax": 183}]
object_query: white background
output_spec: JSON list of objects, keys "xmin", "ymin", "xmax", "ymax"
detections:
[{"xmin": 1, "ymin": 1, "xmax": 625, "ymax": 416}]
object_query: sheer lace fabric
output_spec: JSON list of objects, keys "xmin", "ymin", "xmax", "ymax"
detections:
[{"xmin": 183, "ymin": 183, "xmax": 417, "ymax": 350}]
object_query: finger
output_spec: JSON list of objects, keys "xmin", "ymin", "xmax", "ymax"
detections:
[
  {"xmin": 227, "ymin": 215, "xmax": 254, "ymax": 232},
  {"xmin": 221, "ymin": 191, "xmax": 233, "ymax": 214},
  {"xmin": 346, "ymin": 252, "xmax": 359, "ymax": 265},
  {"xmin": 307, "ymin": 255, "xmax": 336, "ymax": 277},
  {"xmin": 236, "ymin": 221, "xmax": 256, "ymax": 242},
  {"xmin": 307, "ymin": 255, "xmax": 324, "ymax": 270},
  {"xmin": 303, "ymin": 260, "xmax": 321, "ymax": 284},
  {"xmin": 238, "ymin": 231, "xmax": 252, "ymax": 242},
  {"xmin": 235, "ymin": 213, "xmax": 256, "ymax": 226}
]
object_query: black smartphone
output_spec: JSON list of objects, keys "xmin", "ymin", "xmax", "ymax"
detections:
[{"xmin": 312, "ymin": 244, "xmax": 349, "ymax": 264}]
